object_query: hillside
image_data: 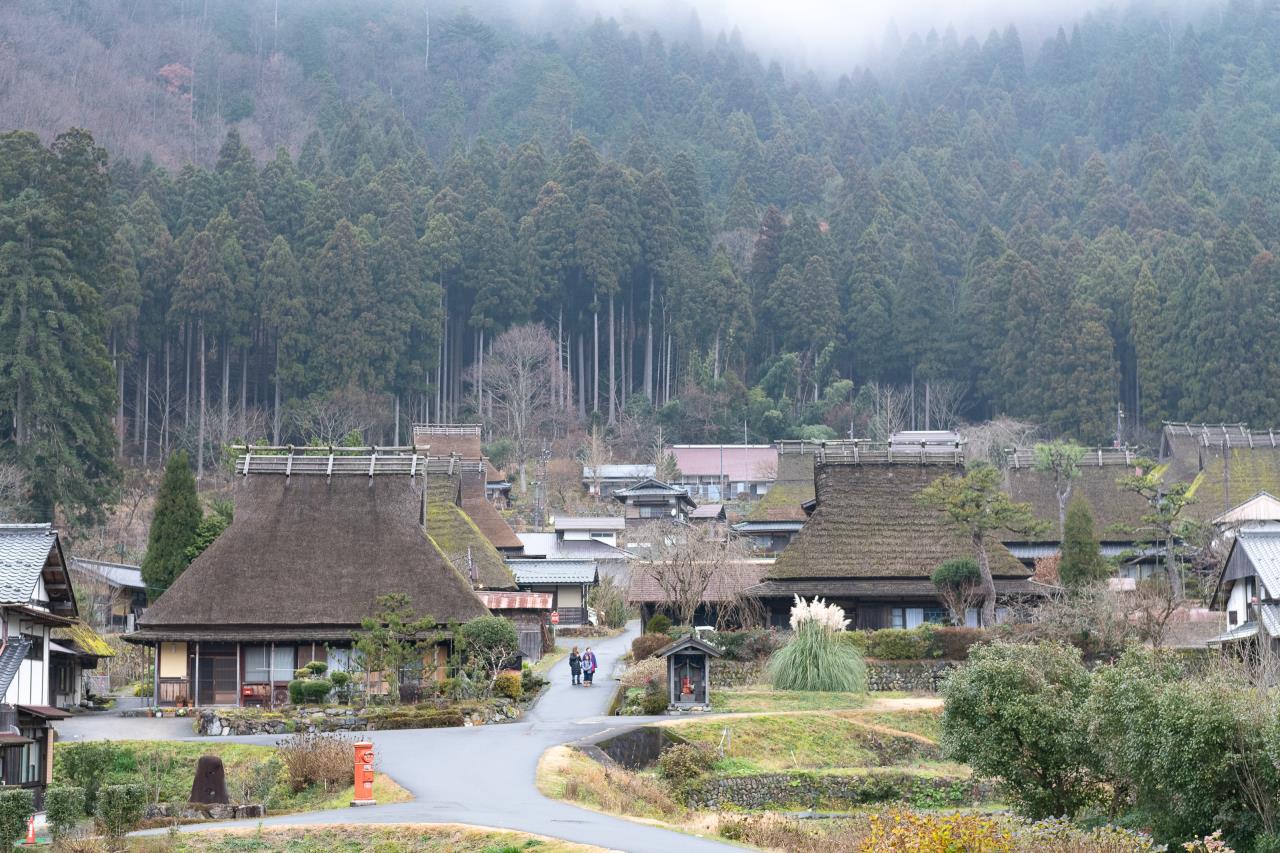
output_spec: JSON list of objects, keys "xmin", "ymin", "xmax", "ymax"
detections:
[{"xmin": 2, "ymin": 0, "xmax": 1280, "ymax": 523}]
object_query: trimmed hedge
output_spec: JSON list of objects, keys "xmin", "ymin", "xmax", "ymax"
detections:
[
  {"xmin": 632, "ymin": 633, "xmax": 670, "ymax": 661},
  {"xmin": 839, "ymin": 626, "xmax": 990, "ymax": 661}
]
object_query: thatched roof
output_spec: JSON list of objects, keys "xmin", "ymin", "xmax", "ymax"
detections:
[
  {"xmin": 425, "ymin": 474, "xmax": 519, "ymax": 589},
  {"xmin": 1186, "ymin": 446, "xmax": 1280, "ymax": 521},
  {"xmin": 628, "ymin": 560, "xmax": 769, "ymax": 604},
  {"xmin": 1003, "ymin": 452, "xmax": 1149, "ymax": 537},
  {"xmin": 411, "ymin": 424, "xmax": 505, "ymax": 482},
  {"xmin": 767, "ymin": 461, "xmax": 1027, "ymax": 581},
  {"xmin": 139, "ymin": 473, "xmax": 490, "ymax": 634}
]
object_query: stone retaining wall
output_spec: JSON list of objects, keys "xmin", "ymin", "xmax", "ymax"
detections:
[
  {"xmin": 684, "ymin": 771, "xmax": 987, "ymax": 810},
  {"xmin": 866, "ymin": 660, "xmax": 958, "ymax": 693},
  {"xmin": 144, "ymin": 803, "xmax": 266, "ymax": 821},
  {"xmin": 195, "ymin": 699, "xmax": 520, "ymax": 736},
  {"xmin": 710, "ymin": 660, "xmax": 766, "ymax": 687}
]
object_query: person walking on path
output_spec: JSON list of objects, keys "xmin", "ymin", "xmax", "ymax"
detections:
[
  {"xmin": 569, "ymin": 647, "xmax": 582, "ymax": 686},
  {"xmin": 582, "ymin": 647, "xmax": 598, "ymax": 686}
]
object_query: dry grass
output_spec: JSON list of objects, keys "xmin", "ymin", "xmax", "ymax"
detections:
[
  {"xmin": 708, "ymin": 685, "xmax": 869, "ymax": 713},
  {"xmin": 848, "ymin": 708, "xmax": 943, "ymax": 743},
  {"xmin": 129, "ymin": 823, "xmax": 604, "ymax": 851},
  {"xmin": 619, "ymin": 656, "xmax": 665, "ymax": 688},
  {"xmin": 536, "ymin": 746, "xmax": 683, "ymax": 822}
]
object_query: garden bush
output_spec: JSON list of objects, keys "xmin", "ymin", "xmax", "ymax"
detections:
[
  {"xmin": 95, "ymin": 784, "xmax": 145, "ymax": 842},
  {"xmin": 276, "ymin": 732, "xmax": 354, "ymax": 793},
  {"xmin": 866, "ymin": 625, "xmax": 937, "ymax": 660},
  {"xmin": 494, "ymin": 670, "xmax": 523, "ymax": 700},
  {"xmin": 942, "ymin": 640, "xmax": 1100, "ymax": 819},
  {"xmin": 45, "ymin": 785, "xmax": 85, "ymax": 841},
  {"xmin": 641, "ymin": 679, "xmax": 669, "ymax": 714},
  {"xmin": 707, "ymin": 628, "xmax": 782, "ymax": 662},
  {"xmin": 305, "ymin": 660, "xmax": 328, "ymax": 676},
  {"xmin": 632, "ymin": 633, "xmax": 670, "ymax": 661},
  {"xmin": 645, "ymin": 614, "xmax": 672, "ymax": 635},
  {"xmin": 0, "ymin": 789, "xmax": 32, "ymax": 849},
  {"xmin": 288, "ymin": 679, "xmax": 306, "ymax": 705},
  {"xmin": 932, "ymin": 627, "xmax": 987, "ymax": 660},
  {"xmin": 55, "ymin": 740, "xmax": 126, "ymax": 813},
  {"xmin": 657, "ymin": 742, "xmax": 715, "ymax": 783},
  {"xmin": 768, "ymin": 599, "xmax": 866, "ymax": 693},
  {"xmin": 301, "ymin": 678, "xmax": 333, "ymax": 703},
  {"xmin": 329, "ymin": 670, "xmax": 352, "ymax": 703}
]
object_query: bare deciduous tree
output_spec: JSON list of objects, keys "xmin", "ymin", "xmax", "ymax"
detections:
[
  {"xmin": 960, "ymin": 417, "xmax": 1041, "ymax": 468},
  {"xmin": 925, "ymin": 379, "xmax": 969, "ymax": 431},
  {"xmin": 0, "ymin": 463, "xmax": 29, "ymax": 522},
  {"xmin": 637, "ymin": 523, "xmax": 752, "ymax": 627},
  {"xmin": 289, "ymin": 386, "xmax": 391, "ymax": 446},
  {"xmin": 856, "ymin": 382, "xmax": 912, "ymax": 442},
  {"xmin": 469, "ymin": 324, "xmax": 570, "ymax": 494}
]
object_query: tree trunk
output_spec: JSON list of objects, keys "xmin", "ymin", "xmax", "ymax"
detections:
[
  {"xmin": 272, "ymin": 335, "xmax": 281, "ymax": 444},
  {"xmin": 184, "ymin": 322, "xmax": 191, "ymax": 428},
  {"xmin": 592, "ymin": 302, "xmax": 600, "ymax": 415},
  {"xmin": 143, "ymin": 352, "xmax": 151, "ymax": 467},
  {"xmin": 477, "ymin": 326, "xmax": 485, "ymax": 429},
  {"xmin": 645, "ymin": 273, "xmax": 654, "ymax": 401},
  {"xmin": 133, "ymin": 349, "xmax": 143, "ymax": 445},
  {"xmin": 393, "ymin": 394, "xmax": 400, "ymax": 446},
  {"xmin": 114, "ymin": 332, "xmax": 125, "ymax": 456},
  {"xmin": 577, "ymin": 332, "xmax": 586, "ymax": 420},
  {"xmin": 713, "ymin": 328, "xmax": 721, "ymax": 382},
  {"xmin": 608, "ymin": 292, "xmax": 616, "ymax": 425},
  {"xmin": 163, "ymin": 336, "xmax": 171, "ymax": 456},
  {"xmin": 973, "ymin": 533, "xmax": 997, "ymax": 627},
  {"xmin": 197, "ymin": 322, "xmax": 207, "ymax": 479},
  {"xmin": 220, "ymin": 332, "xmax": 230, "ymax": 448},
  {"xmin": 239, "ymin": 343, "xmax": 248, "ymax": 440}
]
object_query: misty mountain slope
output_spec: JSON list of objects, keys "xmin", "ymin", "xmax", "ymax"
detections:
[{"xmin": 3, "ymin": 0, "xmax": 1280, "ymax": 522}]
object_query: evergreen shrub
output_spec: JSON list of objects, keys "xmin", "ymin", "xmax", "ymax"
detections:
[{"xmin": 44, "ymin": 786, "xmax": 85, "ymax": 841}]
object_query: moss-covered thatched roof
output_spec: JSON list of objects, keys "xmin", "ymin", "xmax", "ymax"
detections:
[
  {"xmin": 425, "ymin": 475, "xmax": 517, "ymax": 590},
  {"xmin": 768, "ymin": 461, "xmax": 1027, "ymax": 581},
  {"xmin": 1003, "ymin": 459, "xmax": 1149, "ymax": 537}
]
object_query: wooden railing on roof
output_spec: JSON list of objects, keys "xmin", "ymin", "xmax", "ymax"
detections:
[
  {"xmin": 816, "ymin": 439, "xmax": 965, "ymax": 466},
  {"xmin": 1005, "ymin": 446, "xmax": 1140, "ymax": 469},
  {"xmin": 776, "ymin": 440, "xmax": 821, "ymax": 455},
  {"xmin": 232, "ymin": 446, "xmax": 427, "ymax": 478},
  {"xmin": 411, "ymin": 423, "xmax": 481, "ymax": 437},
  {"xmin": 1199, "ymin": 431, "xmax": 1280, "ymax": 449},
  {"xmin": 1163, "ymin": 421, "xmax": 1250, "ymax": 437}
]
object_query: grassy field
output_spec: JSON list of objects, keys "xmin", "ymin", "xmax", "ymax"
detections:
[
  {"xmin": 708, "ymin": 686, "xmax": 872, "ymax": 713},
  {"xmin": 132, "ymin": 824, "xmax": 603, "ymax": 852},
  {"xmin": 56, "ymin": 740, "xmax": 411, "ymax": 816},
  {"xmin": 674, "ymin": 714, "xmax": 943, "ymax": 773},
  {"xmin": 852, "ymin": 707, "xmax": 944, "ymax": 742}
]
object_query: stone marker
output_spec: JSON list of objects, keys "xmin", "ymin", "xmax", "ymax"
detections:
[{"xmin": 189, "ymin": 755, "xmax": 230, "ymax": 804}]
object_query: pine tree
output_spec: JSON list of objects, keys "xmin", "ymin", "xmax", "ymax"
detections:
[
  {"xmin": 171, "ymin": 230, "xmax": 232, "ymax": 477},
  {"xmin": 140, "ymin": 451, "xmax": 202, "ymax": 599},
  {"xmin": 845, "ymin": 229, "xmax": 895, "ymax": 383},
  {"xmin": 0, "ymin": 189, "xmax": 120, "ymax": 523},
  {"xmin": 722, "ymin": 176, "xmax": 758, "ymax": 231},
  {"xmin": 260, "ymin": 236, "xmax": 305, "ymax": 441},
  {"xmin": 1059, "ymin": 494, "xmax": 1108, "ymax": 588}
]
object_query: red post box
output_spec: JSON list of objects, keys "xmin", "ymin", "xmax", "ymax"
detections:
[
  {"xmin": 550, "ymin": 610, "xmax": 560, "ymax": 625},
  {"xmin": 351, "ymin": 741, "xmax": 376, "ymax": 806}
]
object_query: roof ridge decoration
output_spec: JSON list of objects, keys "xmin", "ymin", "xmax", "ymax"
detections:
[
  {"xmin": 412, "ymin": 423, "xmax": 482, "ymax": 437},
  {"xmin": 232, "ymin": 445, "xmax": 428, "ymax": 479},
  {"xmin": 1005, "ymin": 446, "xmax": 1141, "ymax": 469},
  {"xmin": 815, "ymin": 439, "xmax": 965, "ymax": 466}
]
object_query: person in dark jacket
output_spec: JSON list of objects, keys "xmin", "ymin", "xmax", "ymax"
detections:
[{"xmin": 569, "ymin": 647, "xmax": 582, "ymax": 685}]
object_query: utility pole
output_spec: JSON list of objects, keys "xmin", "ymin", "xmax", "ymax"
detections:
[{"xmin": 1115, "ymin": 402, "xmax": 1125, "ymax": 448}]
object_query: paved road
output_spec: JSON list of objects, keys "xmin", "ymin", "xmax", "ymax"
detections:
[{"xmin": 63, "ymin": 625, "xmax": 734, "ymax": 853}]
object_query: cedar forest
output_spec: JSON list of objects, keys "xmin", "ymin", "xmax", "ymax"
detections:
[{"xmin": 2, "ymin": 0, "xmax": 1280, "ymax": 525}]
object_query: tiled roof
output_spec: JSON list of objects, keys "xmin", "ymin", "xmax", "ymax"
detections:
[
  {"xmin": 0, "ymin": 638, "xmax": 31, "ymax": 698},
  {"xmin": 768, "ymin": 462, "xmax": 1027, "ymax": 581},
  {"xmin": 517, "ymin": 533, "xmax": 634, "ymax": 561},
  {"xmin": 0, "ymin": 525, "xmax": 55, "ymax": 604},
  {"xmin": 690, "ymin": 504, "xmax": 725, "ymax": 519},
  {"xmin": 1236, "ymin": 531, "xmax": 1280, "ymax": 599},
  {"xmin": 613, "ymin": 479, "xmax": 696, "ymax": 506},
  {"xmin": 509, "ymin": 560, "xmax": 598, "ymax": 584},
  {"xmin": 553, "ymin": 516, "xmax": 625, "ymax": 532},
  {"xmin": 582, "ymin": 464, "xmax": 655, "ymax": 480},
  {"xmin": 70, "ymin": 558, "xmax": 145, "ymax": 590},
  {"xmin": 628, "ymin": 560, "xmax": 768, "ymax": 604},
  {"xmin": 670, "ymin": 445, "xmax": 777, "ymax": 480}
]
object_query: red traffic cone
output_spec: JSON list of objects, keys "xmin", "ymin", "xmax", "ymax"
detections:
[{"xmin": 24, "ymin": 815, "xmax": 34, "ymax": 845}]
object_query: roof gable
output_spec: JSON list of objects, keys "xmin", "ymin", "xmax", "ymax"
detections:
[
  {"xmin": 141, "ymin": 472, "xmax": 490, "ymax": 629},
  {"xmin": 1214, "ymin": 492, "xmax": 1280, "ymax": 526},
  {"xmin": 612, "ymin": 478, "xmax": 696, "ymax": 507},
  {"xmin": 0, "ymin": 525, "xmax": 77, "ymax": 615},
  {"xmin": 656, "ymin": 634, "xmax": 723, "ymax": 658}
]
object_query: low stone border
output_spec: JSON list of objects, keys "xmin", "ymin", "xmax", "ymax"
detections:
[
  {"xmin": 196, "ymin": 699, "xmax": 523, "ymax": 736},
  {"xmin": 683, "ymin": 771, "xmax": 990, "ymax": 810},
  {"xmin": 143, "ymin": 803, "xmax": 266, "ymax": 821},
  {"xmin": 866, "ymin": 660, "xmax": 958, "ymax": 693}
]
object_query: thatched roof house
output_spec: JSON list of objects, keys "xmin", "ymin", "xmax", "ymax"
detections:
[
  {"xmin": 747, "ymin": 444, "xmax": 1034, "ymax": 630},
  {"xmin": 425, "ymin": 464, "xmax": 519, "ymax": 589},
  {"xmin": 412, "ymin": 424, "xmax": 509, "ymax": 501},
  {"xmin": 628, "ymin": 559, "xmax": 769, "ymax": 629},
  {"xmin": 1002, "ymin": 447, "xmax": 1150, "ymax": 538},
  {"xmin": 131, "ymin": 452, "xmax": 495, "ymax": 708},
  {"xmin": 1159, "ymin": 423, "xmax": 1280, "ymax": 521},
  {"xmin": 734, "ymin": 442, "xmax": 816, "ymax": 553}
]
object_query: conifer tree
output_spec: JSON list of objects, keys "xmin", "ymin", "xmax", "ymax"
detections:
[
  {"xmin": 1059, "ymin": 494, "xmax": 1108, "ymax": 588},
  {"xmin": 140, "ymin": 451, "xmax": 202, "ymax": 599}
]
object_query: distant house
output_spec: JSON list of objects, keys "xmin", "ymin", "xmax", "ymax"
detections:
[
  {"xmin": 550, "ymin": 516, "xmax": 624, "ymax": 547},
  {"xmin": 508, "ymin": 559, "xmax": 598, "ymax": 627},
  {"xmin": 50, "ymin": 621, "xmax": 114, "ymax": 709},
  {"xmin": 669, "ymin": 445, "xmax": 777, "ymax": 501},
  {"xmin": 613, "ymin": 478, "xmax": 697, "ymax": 526},
  {"xmin": 412, "ymin": 423, "xmax": 512, "ymax": 508},
  {"xmin": 1208, "ymin": 528, "xmax": 1280, "ymax": 650},
  {"xmin": 1002, "ymin": 446, "xmax": 1157, "ymax": 581},
  {"xmin": 69, "ymin": 558, "xmax": 147, "ymax": 631},
  {"xmin": 1213, "ymin": 492, "xmax": 1280, "ymax": 533},
  {"xmin": 745, "ymin": 442, "xmax": 1038, "ymax": 630},
  {"xmin": 128, "ymin": 451, "xmax": 497, "ymax": 708},
  {"xmin": 582, "ymin": 464, "xmax": 656, "ymax": 497},
  {"xmin": 689, "ymin": 503, "xmax": 726, "ymax": 524},
  {"xmin": 517, "ymin": 519, "xmax": 633, "ymax": 588},
  {"xmin": 0, "ymin": 524, "xmax": 81, "ymax": 806},
  {"xmin": 733, "ymin": 441, "xmax": 816, "ymax": 554},
  {"xmin": 1160, "ymin": 422, "xmax": 1280, "ymax": 521},
  {"xmin": 628, "ymin": 559, "xmax": 769, "ymax": 629}
]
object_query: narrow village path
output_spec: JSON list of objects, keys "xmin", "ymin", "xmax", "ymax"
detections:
[{"xmin": 63, "ymin": 624, "xmax": 736, "ymax": 853}]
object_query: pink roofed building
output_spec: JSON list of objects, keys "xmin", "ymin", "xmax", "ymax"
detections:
[{"xmin": 668, "ymin": 445, "xmax": 778, "ymax": 501}]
